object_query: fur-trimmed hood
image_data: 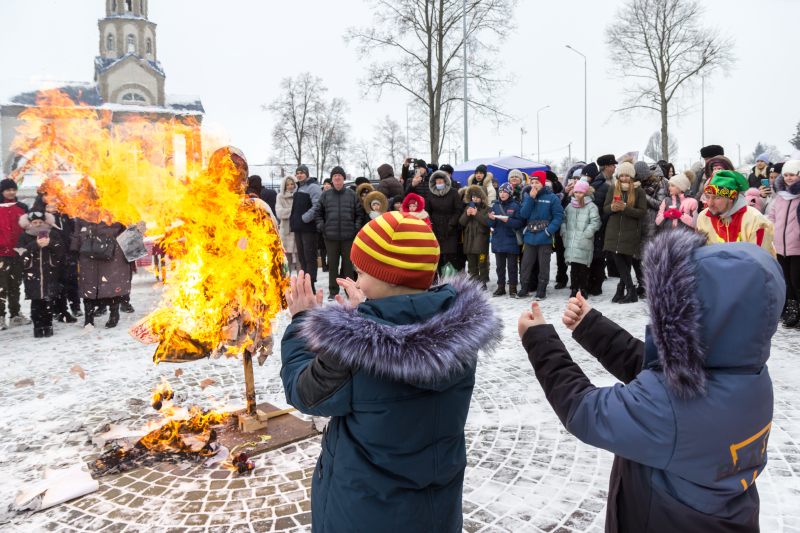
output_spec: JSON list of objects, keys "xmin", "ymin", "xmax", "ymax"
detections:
[
  {"xmin": 363, "ymin": 190, "xmax": 388, "ymax": 214},
  {"xmin": 464, "ymin": 184, "xmax": 489, "ymax": 207},
  {"xmin": 643, "ymin": 229, "xmax": 784, "ymax": 399},
  {"xmin": 428, "ymin": 170, "xmax": 453, "ymax": 197},
  {"xmin": 468, "ymin": 171, "xmax": 494, "ymax": 188},
  {"xmin": 703, "ymin": 155, "xmax": 735, "ymax": 181},
  {"xmin": 297, "ymin": 274, "xmax": 501, "ymax": 385},
  {"xmin": 355, "ymin": 182, "xmax": 375, "ymax": 200},
  {"xmin": 563, "ymin": 162, "xmax": 586, "ymax": 188},
  {"xmin": 402, "ymin": 193, "xmax": 429, "ymax": 219},
  {"xmin": 280, "ymin": 175, "xmax": 297, "ymax": 196}
]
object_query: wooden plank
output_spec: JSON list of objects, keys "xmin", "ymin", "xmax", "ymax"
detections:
[{"xmin": 218, "ymin": 402, "xmax": 318, "ymax": 456}]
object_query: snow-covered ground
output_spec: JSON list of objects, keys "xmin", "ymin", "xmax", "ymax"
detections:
[{"xmin": 1, "ymin": 262, "xmax": 799, "ymax": 532}]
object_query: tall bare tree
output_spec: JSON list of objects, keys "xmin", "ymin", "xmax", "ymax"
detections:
[
  {"xmin": 264, "ymin": 73, "xmax": 325, "ymax": 166},
  {"xmin": 346, "ymin": 0, "xmax": 517, "ymax": 165},
  {"xmin": 353, "ymin": 138, "xmax": 378, "ymax": 179},
  {"xmin": 644, "ymin": 131, "xmax": 679, "ymax": 161},
  {"xmin": 605, "ymin": 0, "xmax": 735, "ymax": 160},
  {"xmin": 309, "ymin": 98, "xmax": 351, "ymax": 179},
  {"xmin": 373, "ymin": 116, "xmax": 406, "ymax": 171}
]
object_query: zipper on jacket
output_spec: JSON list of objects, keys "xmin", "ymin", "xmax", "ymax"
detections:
[
  {"xmin": 783, "ymin": 200, "xmax": 791, "ymax": 256},
  {"xmin": 39, "ymin": 250, "xmax": 44, "ymax": 298}
]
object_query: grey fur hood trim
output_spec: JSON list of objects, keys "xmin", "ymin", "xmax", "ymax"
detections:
[
  {"xmin": 297, "ymin": 274, "xmax": 501, "ymax": 384},
  {"xmin": 643, "ymin": 229, "xmax": 708, "ymax": 399},
  {"xmin": 428, "ymin": 170, "xmax": 453, "ymax": 196}
]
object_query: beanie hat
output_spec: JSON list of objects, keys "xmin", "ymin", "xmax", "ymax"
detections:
[
  {"xmin": 1, "ymin": 178, "xmax": 18, "ymax": 193},
  {"xmin": 531, "ymin": 171, "xmax": 547, "ymax": 186},
  {"xmin": 296, "ymin": 164, "xmax": 309, "ymax": 177},
  {"xmin": 392, "ymin": 194, "xmax": 405, "ymax": 206},
  {"xmin": 581, "ymin": 163, "xmax": 600, "ymax": 180},
  {"xmin": 499, "ymin": 182, "xmax": 514, "ymax": 195},
  {"xmin": 596, "ymin": 154, "xmax": 618, "ymax": 167},
  {"xmin": 323, "ymin": 178, "xmax": 333, "ymax": 186},
  {"xmin": 669, "ymin": 170, "xmax": 695, "ymax": 193},
  {"xmin": 745, "ymin": 188, "xmax": 763, "ymax": 212},
  {"xmin": 571, "ymin": 168, "xmax": 583, "ymax": 178},
  {"xmin": 508, "ymin": 169, "xmax": 524, "ymax": 182},
  {"xmin": 704, "ymin": 170, "xmax": 750, "ymax": 199},
  {"xmin": 351, "ymin": 212, "xmax": 440, "ymax": 289},
  {"xmin": 617, "ymin": 162, "xmax": 636, "ymax": 179},
  {"xmin": 782, "ymin": 159, "xmax": 800, "ymax": 176},
  {"xmin": 633, "ymin": 161, "xmax": 651, "ymax": 181},
  {"xmin": 331, "ymin": 166, "xmax": 346, "ymax": 179},
  {"xmin": 769, "ymin": 162, "xmax": 784, "ymax": 175},
  {"xmin": 414, "ymin": 159, "xmax": 427, "ymax": 169},
  {"xmin": 756, "ymin": 152, "xmax": 770, "ymax": 164},
  {"xmin": 439, "ymin": 164, "xmax": 454, "ymax": 175},
  {"xmin": 573, "ymin": 180, "xmax": 590, "ymax": 194},
  {"xmin": 475, "ymin": 164, "xmax": 488, "ymax": 176},
  {"xmin": 700, "ymin": 145, "xmax": 724, "ymax": 159}
]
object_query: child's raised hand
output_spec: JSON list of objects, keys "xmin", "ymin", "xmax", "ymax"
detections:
[
  {"xmin": 562, "ymin": 292, "xmax": 592, "ymax": 331},
  {"xmin": 285, "ymin": 270, "xmax": 323, "ymax": 316},
  {"xmin": 518, "ymin": 302, "xmax": 547, "ymax": 339},
  {"xmin": 335, "ymin": 277, "xmax": 364, "ymax": 309}
]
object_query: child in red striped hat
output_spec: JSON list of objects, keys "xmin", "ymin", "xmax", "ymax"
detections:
[{"xmin": 280, "ymin": 211, "xmax": 500, "ymax": 533}]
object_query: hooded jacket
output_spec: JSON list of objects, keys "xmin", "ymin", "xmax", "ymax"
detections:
[
  {"xmin": 0, "ymin": 198, "xmax": 28, "ymax": 257},
  {"xmin": 426, "ymin": 171, "xmax": 464, "ymax": 255},
  {"xmin": 560, "ymin": 191, "xmax": 601, "ymax": 267},
  {"xmin": 401, "ymin": 193, "xmax": 432, "ymax": 228},
  {"xmin": 281, "ymin": 276, "xmax": 500, "ymax": 533},
  {"xmin": 488, "ymin": 196, "xmax": 525, "ymax": 255},
  {"xmin": 17, "ymin": 213, "xmax": 63, "ymax": 300},
  {"xmin": 522, "ymin": 230, "xmax": 783, "ymax": 533},
  {"xmin": 458, "ymin": 185, "xmax": 490, "ymax": 255},
  {"xmin": 363, "ymin": 191, "xmax": 389, "ymax": 221},
  {"xmin": 290, "ymin": 176, "xmax": 323, "ymax": 233},
  {"xmin": 766, "ymin": 175, "xmax": 800, "ymax": 257},
  {"xmin": 376, "ymin": 164, "xmax": 404, "ymax": 199},
  {"xmin": 315, "ymin": 185, "xmax": 363, "ymax": 241},
  {"xmin": 467, "ymin": 172, "xmax": 497, "ymax": 203},
  {"xmin": 518, "ymin": 186, "xmax": 565, "ymax": 247},
  {"xmin": 276, "ymin": 176, "xmax": 297, "ymax": 254}
]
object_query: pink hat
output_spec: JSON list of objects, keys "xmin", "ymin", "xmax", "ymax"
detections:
[
  {"xmin": 744, "ymin": 188, "xmax": 762, "ymax": 212},
  {"xmin": 574, "ymin": 180, "xmax": 590, "ymax": 194}
]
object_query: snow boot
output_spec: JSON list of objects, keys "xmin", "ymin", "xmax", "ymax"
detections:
[
  {"xmin": 612, "ymin": 284, "xmax": 625, "ymax": 303},
  {"xmin": 535, "ymin": 282, "xmax": 547, "ymax": 301},
  {"xmin": 581, "ymin": 288, "xmax": 591, "ymax": 301},
  {"xmin": 120, "ymin": 300, "xmax": 135, "ymax": 313},
  {"xmin": 508, "ymin": 285, "xmax": 517, "ymax": 298},
  {"xmin": 71, "ymin": 302, "xmax": 83, "ymax": 317},
  {"xmin": 84, "ymin": 301, "xmax": 95, "ymax": 327},
  {"xmin": 58, "ymin": 312, "xmax": 78, "ymax": 323},
  {"xmin": 105, "ymin": 304, "xmax": 120, "ymax": 329},
  {"xmin": 636, "ymin": 284, "xmax": 646, "ymax": 298},
  {"xmin": 620, "ymin": 285, "xmax": 639, "ymax": 304},
  {"xmin": 554, "ymin": 281, "xmax": 567, "ymax": 290},
  {"xmin": 44, "ymin": 327, "xmax": 53, "ymax": 338},
  {"xmin": 784, "ymin": 301, "xmax": 800, "ymax": 328},
  {"xmin": 493, "ymin": 284, "xmax": 506, "ymax": 297},
  {"xmin": 34, "ymin": 327, "xmax": 45, "ymax": 338},
  {"xmin": 569, "ymin": 289, "xmax": 578, "ymax": 299},
  {"xmin": 516, "ymin": 287, "xmax": 530, "ymax": 298}
]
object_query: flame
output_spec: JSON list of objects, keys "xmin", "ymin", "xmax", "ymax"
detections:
[
  {"xmin": 138, "ymin": 406, "xmax": 228, "ymax": 454},
  {"xmin": 151, "ymin": 376, "xmax": 174, "ymax": 411},
  {"xmin": 12, "ymin": 88, "xmax": 288, "ymax": 362}
]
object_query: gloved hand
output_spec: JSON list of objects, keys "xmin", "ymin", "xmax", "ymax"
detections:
[{"xmin": 664, "ymin": 208, "xmax": 682, "ymax": 219}]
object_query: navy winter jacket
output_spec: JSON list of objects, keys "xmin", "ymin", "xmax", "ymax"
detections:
[
  {"xmin": 487, "ymin": 198, "xmax": 525, "ymax": 255},
  {"xmin": 289, "ymin": 177, "xmax": 322, "ymax": 233},
  {"xmin": 522, "ymin": 230, "xmax": 783, "ymax": 533},
  {"xmin": 281, "ymin": 276, "xmax": 500, "ymax": 533},
  {"xmin": 518, "ymin": 187, "xmax": 564, "ymax": 246}
]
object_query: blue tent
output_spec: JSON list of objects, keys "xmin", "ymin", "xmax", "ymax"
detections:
[{"xmin": 452, "ymin": 156, "xmax": 551, "ymax": 187}]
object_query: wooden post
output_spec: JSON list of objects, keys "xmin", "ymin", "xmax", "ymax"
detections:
[{"xmin": 243, "ymin": 350, "xmax": 257, "ymax": 416}]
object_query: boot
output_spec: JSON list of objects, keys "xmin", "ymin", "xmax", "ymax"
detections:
[
  {"xmin": 95, "ymin": 305, "xmax": 108, "ymax": 316},
  {"xmin": 612, "ymin": 284, "xmax": 625, "ymax": 303},
  {"xmin": 105, "ymin": 304, "xmax": 120, "ymax": 329},
  {"xmin": 71, "ymin": 302, "xmax": 83, "ymax": 317},
  {"xmin": 535, "ymin": 282, "xmax": 547, "ymax": 301},
  {"xmin": 492, "ymin": 284, "xmax": 506, "ymax": 297},
  {"xmin": 44, "ymin": 326, "xmax": 53, "ymax": 337},
  {"xmin": 581, "ymin": 288, "xmax": 591, "ymax": 301},
  {"xmin": 516, "ymin": 287, "xmax": 530, "ymax": 298},
  {"xmin": 569, "ymin": 289, "xmax": 578, "ymax": 299},
  {"xmin": 620, "ymin": 285, "xmax": 639, "ymax": 304},
  {"xmin": 784, "ymin": 301, "xmax": 799, "ymax": 328},
  {"xmin": 781, "ymin": 302, "xmax": 791, "ymax": 322},
  {"xmin": 508, "ymin": 285, "xmax": 517, "ymax": 298},
  {"xmin": 84, "ymin": 301, "xmax": 95, "ymax": 327},
  {"xmin": 554, "ymin": 280, "xmax": 567, "ymax": 290},
  {"xmin": 58, "ymin": 312, "xmax": 78, "ymax": 323},
  {"xmin": 34, "ymin": 327, "xmax": 45, "ymax": 338},
  {"xmin": 636, "ymin": 284, "xmax": 646, "ymax": 298}
]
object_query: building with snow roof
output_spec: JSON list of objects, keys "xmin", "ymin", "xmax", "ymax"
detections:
[{"xmin": 0, "ymin": 0, "xmax": 204, "ymax": 177}]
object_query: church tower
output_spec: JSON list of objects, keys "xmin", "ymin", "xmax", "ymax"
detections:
[{"xmin": 95, "ymin": 0, "xmax": 166, "ymax": 106}]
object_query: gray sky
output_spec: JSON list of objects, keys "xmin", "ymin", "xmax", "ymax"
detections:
[{"xmin": 1, "ymin": 0, "xmax": 798, "ymax": 174}]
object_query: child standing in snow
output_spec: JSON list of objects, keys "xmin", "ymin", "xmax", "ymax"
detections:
[
  {"xmin": 488, "ymin": 182, "xmax": 525, "ymax": 297},
  {"xmin": 459, "ymin": 185, "xmax": 491, "ymax": 287},
  {"xmin": 0, "ymin": 178, "xmax": 30, "ymax": 330},
  {"xmin": 281, "ymin": 212, "xmax": 499, "ymax": 533},
  {"xmin": 656, "ymin": 170, "xmax": 699, "ymax": 230},
  {"xmin": 401, "ymin": 192, "xmax": 432, "ymax": 228},
  {"xmin": 561, "ymin": 180, "xmax": 601, "ymax": 299},
  {"xmin": 17, "ymin": 210, "xmax": 63, "ymax": 338}
]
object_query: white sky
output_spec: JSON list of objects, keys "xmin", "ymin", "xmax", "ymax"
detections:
[{"xmin": 1, "ymin": 0, "xmax": 798, "ymax": 174}]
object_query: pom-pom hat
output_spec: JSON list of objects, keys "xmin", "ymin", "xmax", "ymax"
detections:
[{"xmin": 351, "ymin": 212, "xmax": 440, "ymax": 289}]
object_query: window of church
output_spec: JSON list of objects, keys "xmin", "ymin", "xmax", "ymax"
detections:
[
  {"xmin": 146, "ymin": 38, "xmax": 152, "ymax": 55},
  {"xmin": 112, "ymin": 0, "xmax": 117, "ymax": 12},
  {"xmin": 125, "ymin": 0, "xmax": 132, "ymax": 11},
  {"xmin": 140, "ymin": 0, "xmax": 144, "ymax": 15},
  {"xmin": 127, "ymin": 34, "xmax": 135, "ymax": 53},
  {"xmin": 107, "ymin": 34, "xmax": 114, "ymax": 52},
  {"xmin": 121, "ymin": 93, "xmax": 147, "ymax": 104}
]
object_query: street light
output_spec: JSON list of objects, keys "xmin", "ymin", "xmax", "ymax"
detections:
[
  {"xmin": 406, "ymin": 103, "xmax": 410, "ymax": 157},
  {"xmin": 537, "ymin": 105, "xmax": 550, "ymax": 162},
  {"xmin": 737, "ymin": 143, "xmax": 741, "ymax": 167},
  {"xmin": 463, "ymin": 0, "xmax": 468, "ymax": 161},
  {"xmin": 520, "ymin": 126, "xmax": 527, "ymax": 157},
  {"xmin": 566, "ymin": 45, "xmax": 587, "ymax": 162}
]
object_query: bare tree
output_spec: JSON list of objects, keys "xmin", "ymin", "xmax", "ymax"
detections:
[
  {"xmin": 309, "ymin": 98, "xmax": 351, "ymax": 179},
  {"xmin": 744, "ymin": 142, "xmax": 782, "ymax": 165},
  {"xmin": 346, "ymin": 0, "xmax": 517, "ymax": 165},
  {"xmin": 373, "ymin": 116, "xmax": 406, "ymax": 171},
  {"xmin": 353, "ymin": 138, "xmax": 378, "ymax": 179},
  {"xmin": 644, "ymin": 131, "xmax": 679, "ymax": 161},
  {"xmin": 264, "ymin": 73, "xmax": 325, "ymax": 166},
  {"xmin": 556, "ymin": 156, "xmax": 581, "ymax": 176},
  {"xmin": 605, "ymin": 0, "xmax": 735, "ymax": 160}
]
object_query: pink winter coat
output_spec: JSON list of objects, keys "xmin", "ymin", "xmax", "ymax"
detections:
[
  {"xmin": 655, "ymin": 194, "xmax": 698, "ymax": 229},
  {"xmin": 767, "ymin": 177, "xmax": 800, "ymax": 257}
]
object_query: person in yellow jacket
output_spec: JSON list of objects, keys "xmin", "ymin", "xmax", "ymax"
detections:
[{"xmin": 696, "ymin": 170, "xmax": 777, "ymax": 258}]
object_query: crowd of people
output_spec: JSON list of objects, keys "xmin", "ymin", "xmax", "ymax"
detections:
[{"xmin": 273, "ymin": 145, "xmax": 800, "ymax": 332}]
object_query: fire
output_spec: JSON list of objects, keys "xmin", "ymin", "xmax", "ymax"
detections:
[
  {"xmin": 138, "ymin": 406, "xmax": 228, "ymax": 454},
  {"xmin": 12, "ymin": 88, "xmax": 288, "ymax": 363},
  {"xmin": 151, "ymin": 376, "xmax": 174, "ymax": 411}
]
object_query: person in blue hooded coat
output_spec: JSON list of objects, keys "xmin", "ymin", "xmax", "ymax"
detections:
[
  {"xmin": 517, "ymin": 230, "xmax": 784, "ymax": 532},
  {"xmin": 517, "ymin": 171, "xmax": 564, "ymax": 301},
  {"xmin": 488, "ymin": 182, "xmax": 525, "ymax": 297},
  {"xmin": 281, "ymin": 211, "xmax": 500, "ymax": 533}
]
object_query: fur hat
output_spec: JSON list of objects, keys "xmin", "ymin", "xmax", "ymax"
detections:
[
  {"xmin": 544, "ymin": 170, "xmax": 559, "ymax": 186},
  {"xmin": 782, "ymin": 159, "xmax": 800, "ymax": 176},
  {"xmin": 596, "ymin": 154, "xmax": 618, "ymax": 167},
  {"xmin": 669, "ymin": 170, "xmax": 695, "ymax": 193},
  {"xmin": 617, "ymin": 162, "xmax": 636, "ymax": 179},
  {"xmin": 700, "ymin": 145, "xmax": 724, "ymax": 159}
]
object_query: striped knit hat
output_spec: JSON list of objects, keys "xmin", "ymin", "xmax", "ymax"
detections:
[{"xmin": 351, "ymin": 211, "xmax": 440, "ymax": 289}]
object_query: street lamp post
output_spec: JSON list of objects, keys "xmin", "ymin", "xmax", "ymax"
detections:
[
  {"xmin": 537, "ymin": 105, "xmax": 550, "ymax": 162},
  {"xmin": 463, "ymin": 0, "xmax": 468, "ymax": 161},
  {"xmin": 701, "ymin": 74, "xmax": 705, "ymax": 147},
  {"xmin": 406, "ymin": 103, "xmax": 410, "ymax": 157},
  {"xmin": 566, "ymin": 45, "xmax": 587, "ymax": 162},
  {"xmin": 737, "ymin": 143, "xmax": 741, "ymax": 167},
  {"xmin": 521, "ymin": 126, "xmax": 527, "ymax": 157}
]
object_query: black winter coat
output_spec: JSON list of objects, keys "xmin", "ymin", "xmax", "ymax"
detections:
[
  {"xmin": 18, "ymin": 229, "xmax": 63, "ymax": 300},
  {"xmin": 591, "ymin": 174, "xmax": 612, "ymax": 258},
  {"xmin": 314, "ymin": 187, "xmax": 363, "ymax": 241},
  {"xmin": 402, "ymin": 165, "xmax": 431, "ymax": 205},
  {"xmin": 427, "ymin": 179, "xmax": 464, "ymax": 255},
  {"xmin": 259, "ymin": 187, "xmax": 278, "ymax": 217}
]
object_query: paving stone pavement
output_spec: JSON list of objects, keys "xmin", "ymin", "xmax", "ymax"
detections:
[{"xmin": 2, "ymin": 271, "xmax": 799, "ymax": 532}]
